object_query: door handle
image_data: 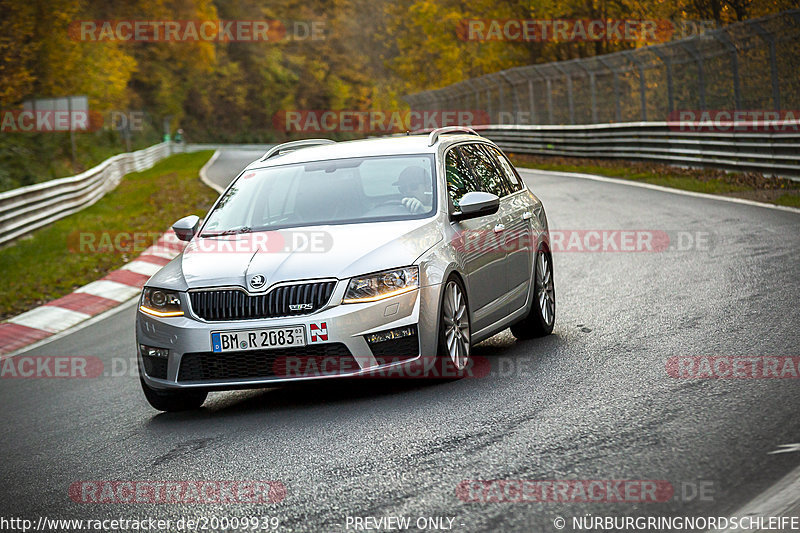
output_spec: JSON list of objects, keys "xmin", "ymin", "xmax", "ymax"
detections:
[
  {"xmin": 522, "ymin": 211, "xmax": 532, "ymax": 220},
  {"xmin": 494, "ymin": 224, "xmax": 505, "ymax": 233}
]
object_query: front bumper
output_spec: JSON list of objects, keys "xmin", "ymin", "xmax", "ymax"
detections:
[{"xmin": 136, "ymin": 281, "xmax": 441, "ymax": 390}]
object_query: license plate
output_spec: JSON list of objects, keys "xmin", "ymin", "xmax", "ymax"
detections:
[{"xmin": 211, "ymin": 326, "xmax": 306, "ymax": 353}]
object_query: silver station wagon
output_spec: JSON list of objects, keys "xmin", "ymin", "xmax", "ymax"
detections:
[{"xmin": 136, "ymin": 127, "xmax": 555, "ymax": 411}]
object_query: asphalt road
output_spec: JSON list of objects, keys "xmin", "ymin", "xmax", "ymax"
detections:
[
  {"xmin": 1, "ymin": 149, "xmax": 798, "ymax": 532},
  {"xmin": 203, "ymin": 149, "xmax": 264, "ymax": 190}
]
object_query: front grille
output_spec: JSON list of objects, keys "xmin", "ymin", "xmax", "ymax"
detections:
[
  {"xmin": 142, "ymin": 355, "xmax": 168, "ymax": 379},
  {"xmin": 178, "ymin": 343, "xmax": 354, "ymax": 382},
  {"xmin": 189, "ymin": 281, "xmax": 336, "ymax": 321}
]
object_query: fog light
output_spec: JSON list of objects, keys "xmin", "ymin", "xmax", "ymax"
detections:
[
  {"xmin": 365, "ymin": 326, "xmax": 416, "ymax": 345},
  {"xmin": 139, "ymin": 344, "xmax": 169, "ymax": 358}
]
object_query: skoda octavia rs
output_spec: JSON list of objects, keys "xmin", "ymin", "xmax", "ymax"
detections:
[{"xmin": 136, "ymin": 127, "xmax": 555, "ymax": 411}]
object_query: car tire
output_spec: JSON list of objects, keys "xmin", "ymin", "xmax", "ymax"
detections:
[
  {"xmin": 140, "ymin": 377, "xmax": 207, "ymax": 412},
  {"xmin": 510, "ymin": 248, "xmax": 555, "ymax": 339},
  {"xmin": 436, "ymin": 276, "xmax": 471, "ymax": 374}
]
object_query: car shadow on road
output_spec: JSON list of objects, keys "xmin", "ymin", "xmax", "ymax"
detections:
[
  {"xmin": 144, "ymin": 329, "xmax": 566, "ymax": 425},
  {"xmin": 145, "ymin": 377, "xmax": 446, "ymax": 425}
]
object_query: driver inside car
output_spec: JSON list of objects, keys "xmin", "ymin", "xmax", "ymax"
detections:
[{"xmin": 394, "ymin": 166, "xmax": 433, "ymax": 214}]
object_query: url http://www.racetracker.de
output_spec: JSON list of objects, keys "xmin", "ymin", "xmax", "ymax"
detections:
[{"xmin": 0, "ymin": 515, "xmax": 281, "ymax": 532}]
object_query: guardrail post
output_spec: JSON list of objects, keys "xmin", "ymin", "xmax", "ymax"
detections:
[
  {"xmin": 552, "ymin": 64, "xmax": 575, "ymax": 125},
  {"xmin": 531, "ymin": 66, "xmax": 551, "ymax": 124},
  {"xmin": 499, "ymin": 72, "xmax": 520, "ymax": 124},
  {"xmin": 486, "ymin": 86, "xmax": 494, "ymax": 124},
  {"xmin": 527, "ymin": 79, "xmax": 537, "ymax": 124},
  {"xmin": 462, "ymin": 85, "xmax": 472, "ymax": 115},
  {"xmin": 66, "ymin": 98, "xmax": 78, "ymax": 167},
  {"xmin": 455, "ymin": 85, "xmax": 470, "ymax": 119},
  {"xmin": 433, "ymin": 93, "xmax": 446, "ymax": 113},
  {"xmin": 463, "ymin": 80, "xmax": 480, "ymax": 122},
  {"xmin": 650, "ymin": 47, "xmax": 674, "ymax": 114},
  {"xmin": 567, "ymin": 76, "xmax": 574, "ymax": 125},
  {"xmin": 597, "ymin": 57, "xmax": 622, "ymax": 122},
  {"xmin": 752, "ymin": 22, "xmax": 781, "ymax": 110},
  {"xmin": 712, "ymin": 31, "xmax": 742, "ymax": 110},
  {"xmin": 679, "ymin": 40, "xmax": 707, "ymax": 110},
  {"xmin": 496, "ymin": 78, "xmax": 505, "ymax": 123},
  {"xmin": 574, "ymin": 62, "xmax": 597, "ymax": 123},
  {"xmin": 623, "ymin": 51, "xmax": 647, "ymax": 121}
]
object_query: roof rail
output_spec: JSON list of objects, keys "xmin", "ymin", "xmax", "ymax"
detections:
[
  {"xmin": 427, "ymin": 126, "xmax": 480, "ymax": 146},
  {"xmin": 260, "ymin": 139, "xmax": 336, "ymax": 161}
]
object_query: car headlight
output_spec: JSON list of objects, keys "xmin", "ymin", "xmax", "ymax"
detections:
[
  {"xmin": 139, "ymin": 288, "xmax": 184, "ymax": 317},
  {"xmin": 342, "ymin": 266, "xmax": 419, "ymax": 303}
]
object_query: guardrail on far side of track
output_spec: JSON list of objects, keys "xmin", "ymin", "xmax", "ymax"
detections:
[
  {"xmin": 475, "ymin": 121, "xmax": 800, "ymax": 180},
  {"xmin": 0, "ymin": 142, "xmax": 174, "ymax": 247}
]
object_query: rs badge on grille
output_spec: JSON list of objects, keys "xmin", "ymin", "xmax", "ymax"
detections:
[{"xmin": 289, "ymin": 303, "xmax": 313, "ymax": 311}]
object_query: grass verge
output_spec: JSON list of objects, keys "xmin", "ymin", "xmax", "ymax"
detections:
[
  {"xmin": 0, "ymin": 151, "xmax": 217, "ymax": 320},
  {"xmin": 508, "ymin": 154, "xmax": 800, "ymax": 207}
]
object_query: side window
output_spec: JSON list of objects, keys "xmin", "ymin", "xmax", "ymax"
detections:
[
  {"xmin": 460, "ymin": 143, "xmax": 511, "ymax": 197},
  {"xmin": 445, "ymin": 148, "xmax": 479, "ymax": 210},
  {"xmin": 486, "ymin": 146, "xmax": 523, "ymax": 192}
]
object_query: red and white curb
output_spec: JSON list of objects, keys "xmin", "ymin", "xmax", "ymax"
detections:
[{"xmin": 0, "ymin": 230, "xmax": 186, "ymax": 356}]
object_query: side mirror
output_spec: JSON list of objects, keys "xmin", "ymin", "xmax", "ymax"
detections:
[
  {"xmin": 452, "ymin": 191, "xmax": 500, "ymax": 221},
  {"xmin": 172, "ymin": 215, "xmax": 200, "ymax": 242}
]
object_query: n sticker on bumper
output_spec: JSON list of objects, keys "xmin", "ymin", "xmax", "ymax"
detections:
[{"xmin": 310, "ymin": 322, "xmax": 328, "ymax": 342}]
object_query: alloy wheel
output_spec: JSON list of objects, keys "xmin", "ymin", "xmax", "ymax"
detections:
[
  {"xmin": 442, "ymin": 280, "xmax": 470, "ymax": 370},
  {"xmin": 537, "ymin": 252, "xmax": 555, "ymax": 326}
]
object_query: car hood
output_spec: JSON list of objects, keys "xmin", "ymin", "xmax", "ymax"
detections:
[{"xmin": 149, "ymin": 218, "xmax": 443, "ymax": 291}]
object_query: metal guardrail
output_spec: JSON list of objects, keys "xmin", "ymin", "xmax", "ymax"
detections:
[
  {"xmin": 0, "ymin": 142, "xmax": 172, "ymax": 246},
  {"xmin": 474, "ymin": 122, "xmax": 800, "ymax": 179}
]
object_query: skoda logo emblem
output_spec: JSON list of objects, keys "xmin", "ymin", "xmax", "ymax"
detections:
[{"xmin": 249, "ymin": 275, "xmax": 266, "ymax": 289}]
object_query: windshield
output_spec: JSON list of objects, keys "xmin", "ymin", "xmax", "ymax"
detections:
[{"xmin": 201, "ymin": 154, "xmax": 436, "ymax": 235}]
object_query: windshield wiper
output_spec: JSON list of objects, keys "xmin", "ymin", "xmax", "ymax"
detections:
[{"xmin": 201, "ymin": 226, "xmax": 252, "ymax": 237}]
